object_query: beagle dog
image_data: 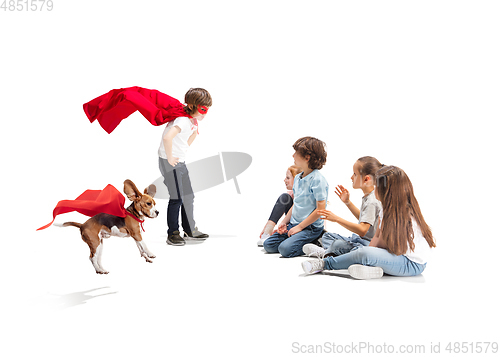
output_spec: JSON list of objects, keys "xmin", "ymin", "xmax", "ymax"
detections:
[{"xmin": 60, "ymin": 180, "xmax": 158, "ymax": 274}]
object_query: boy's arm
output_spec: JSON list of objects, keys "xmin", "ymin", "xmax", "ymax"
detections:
[
  {"xmin": 187, "ymin": 131, "xmax": 197, "ymax": 146},
  {"xmin": 163, "ymin": 126, "xmax": 181, "ymax": 166},
  {"xmin": 282, "ymin": 204, "xmax": 293, "ymax": 225},
  {"xmin": 317, "ymin": 209, "xmax": 371, "ymax": 237},
  {"xmin": 287, "ymin": 200, "xmax": 326, "ymax": 237},
  {"xmin": 277, "ymin": 204, "xmax": 294, "ymax": 234}
]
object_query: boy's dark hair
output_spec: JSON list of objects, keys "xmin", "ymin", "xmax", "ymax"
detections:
[
  {"xmin": 292, "ymin": 136, "xmax": 327, "ymax": 170},
  {"xmin": 184, "ymin": 88, "xmax": 212, "ymax": 116}
]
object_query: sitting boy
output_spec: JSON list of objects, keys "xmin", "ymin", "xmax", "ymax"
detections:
[{"xmin": 263, "ymin": 136, "xmax": 329, "ymax": 258}]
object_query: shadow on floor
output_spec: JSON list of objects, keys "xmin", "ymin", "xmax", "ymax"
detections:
[{"xmin": 47, "ymin": 286, "xmax": 117, "ymax": 310}]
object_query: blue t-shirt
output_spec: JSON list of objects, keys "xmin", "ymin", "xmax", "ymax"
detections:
[{"xmin": 291, "ymin": 169, "xmax": 329, "ymax": 228}]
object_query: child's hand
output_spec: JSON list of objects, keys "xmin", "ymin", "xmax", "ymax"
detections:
[
  {"xmin": 335, "ymin": 185, "xmax": 350, "ymax": 204},
  {"xmin": 168, "ymin": 156, "xmax": 180, "ymax": 166},
  {"xmin": 287, "ymin": 225, "xmax": 303, "ymax": 237},
  {"xmin": 317, "ymin": 209, "xmax": 339, "ymax": 223},
  {"xmin": 277, "ymin": 222, "xmax": 288, "ymax": 234}
]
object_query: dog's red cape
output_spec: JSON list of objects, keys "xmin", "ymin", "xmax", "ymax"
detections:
[
  {"xmin": 37, "ymin": 184, "xmax": 126, "ymax": 231},
  {"xmin": 83, "ymin": 86, "xmax": 191, "ymax": 134}
]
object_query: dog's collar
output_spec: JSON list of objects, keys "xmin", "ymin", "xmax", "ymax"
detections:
[{"xmin": 126, "ymin": 211, "xmax": 145, "ymax": 232}]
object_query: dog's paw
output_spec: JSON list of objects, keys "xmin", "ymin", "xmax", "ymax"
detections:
[
  {"xmin": 99, "ymin": 231, "xmax": 111, "ymax": 239},
  {"xmin": 96, "ymin": 270, "xmax": 109, "ymax": 274},
  {"xmin": 142, "ymin": 253, "xmax": 153, "ymax": 263}
]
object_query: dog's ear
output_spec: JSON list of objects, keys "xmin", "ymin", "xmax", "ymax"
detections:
[
  {"xmin": 124, "ymin": 179, "xmax": 142, "ymax": 201},
  {"xmin": 144, "ymin": 184, "xmax": 156, "ymax": 198}
]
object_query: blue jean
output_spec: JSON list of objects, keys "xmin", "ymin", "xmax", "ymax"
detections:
[
  {"xmin": 264, "ymin": 223, "xmax": 324, "ymax": 258},
  {"xmin": 322, "ymin": 232, "xmax": 370, "ymax": 256},
  {"xmin": 323, "ymin": 246, "xmax": 426, "ymax": 277}
]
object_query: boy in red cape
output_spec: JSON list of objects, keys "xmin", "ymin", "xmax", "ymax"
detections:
[
  {"xmin": 83, "ymin": 86, "xmax": 212, "ymax": 246},
  {"xmin": 158, "ymin": 88, "xmax": 212, "ymax": 246}
]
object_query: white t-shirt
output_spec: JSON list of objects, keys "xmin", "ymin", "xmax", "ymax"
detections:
[
  {"xmin": 158, "ymin": 117, "xmax": 197, "ymax": 163},
  {"xmin": 379, "ymin": 210, "xmax": 431, "ymax": 264}
]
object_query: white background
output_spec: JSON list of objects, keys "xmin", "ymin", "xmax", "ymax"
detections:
[{"xmin": 1, "ymin": 1, "xmax": 499, "ymax": 356}]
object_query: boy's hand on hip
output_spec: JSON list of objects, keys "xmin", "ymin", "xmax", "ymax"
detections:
[
  {"xmin": 288, "ymin": 225, "xmax": 303, "ymax": 237},
  {"xmin": 168, "ymin": 156, "xmax": 180, "ymax": 166}
]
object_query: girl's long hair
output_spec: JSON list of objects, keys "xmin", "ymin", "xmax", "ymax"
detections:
[{"xmin": 375, "ymin": 166, "xmax": 435, "ymax": 255}]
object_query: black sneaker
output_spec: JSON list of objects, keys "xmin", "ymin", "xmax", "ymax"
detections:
[
  {"xmin": 167, "ymin": 231, "xmax": 186, "ymax": 246},
  {"xmin": 184, "ymin": 227, "xmax": 209, "ymax": 239}
]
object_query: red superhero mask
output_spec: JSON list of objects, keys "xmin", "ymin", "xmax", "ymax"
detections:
[{"xmin": 198, "ymin": 105, "xmax": 209, "ymax": 114}]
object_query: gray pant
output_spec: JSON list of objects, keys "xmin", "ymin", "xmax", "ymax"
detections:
[{"xmin": 159, "ymin": 158, "xmax": 196, "ymax": 235}]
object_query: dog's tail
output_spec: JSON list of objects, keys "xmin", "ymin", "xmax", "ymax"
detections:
[{"xmin": 54, "ymin": 222, "xmax": 82, "ymax": 229}]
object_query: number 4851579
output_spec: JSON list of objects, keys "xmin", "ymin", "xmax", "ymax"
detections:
[{"xmin": 445, "ymin": 342, "xmax": 498, "ymax": 354}]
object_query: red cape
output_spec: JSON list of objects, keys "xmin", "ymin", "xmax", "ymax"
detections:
[
  {"xmin": 37, "ymin": 184, "xmax": 127, "ymax": 231},
  {"xmin": 83, "ymin": 86, "xmax": 190, "ymax": 134}
]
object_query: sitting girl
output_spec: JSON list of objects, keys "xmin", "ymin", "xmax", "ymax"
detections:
[
  {"xmin": 302, "ymin": 165, "xmax": 436, "ymax": 279},
  {"xmin": 258, "ymin": 165, "xmax": 301, "ymax": 246},
  {"xmin": 302, "ymin": 156, "xmax": 383, "ymax": 257}
]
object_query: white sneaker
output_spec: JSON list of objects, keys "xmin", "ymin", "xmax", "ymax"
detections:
[
  {"xmin": 348, "ymin": 264, "xmax": 383, "ymax": 280},
  {"xmin": 301, "ymin": 259, "xmax": 325, "ymax": 275},
  {"xmin": 302, "ymin": 243, "xmax": 326, "ymax": 258},
  {"xmin": 257, "ymin": 233, "xmax": 270, "ymax": 247}
]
